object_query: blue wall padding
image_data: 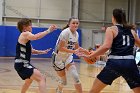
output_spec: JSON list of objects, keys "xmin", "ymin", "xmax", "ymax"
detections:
[
  {"xmin": 0, "ymin": 26, "xmax": 81, "ymax": 58},
  {"xmin": 5, "ymin": 26, "xmax": 20, "ymax": 56},
  {"xmin": 0, "ymin": 26, "xmax": 6, "ymax": 56},
  {"xmin": 137, "ymin": 28, "xmax": 140, "ymax": 38}
]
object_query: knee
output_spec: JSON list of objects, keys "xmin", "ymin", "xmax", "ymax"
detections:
[
  {"xmin": 24, "ymin": 82, "xmax": 29, "ymax": 86},
  {"xmin": 32, "ymin": 69, "xmax": 45, "ymax": 82},
  {"xmin": 38, "ymin": 75, "xmax": 45, "ymax": 82},
  {"xmin": 59, "ymin": 79, "xmax": 67, "ymax": 86},
  {"xmin": 68, "ymin": 65, "xmax": 81, "ymax": 84},
  {"xmin": 62, "ymin": 80, "xmax": 67, "ymax": 86},
  {"xmin": 72, "ymin": 72, "xmax": 81, "ymax": 84}
]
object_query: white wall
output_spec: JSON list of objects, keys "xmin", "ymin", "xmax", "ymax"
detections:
[
  {"xmin": 79, "ymin": 0, "xmax": 104, "ymax": 21},
  {"xmin": 40, "ymin": 0, "xmax": 71, "ymax": 19},
  {"xmin": 5, "ymin": 0, "xmax": 39, "ymax": 18},
  {"xmin": 5, "ymin": 0, "xmax": 71, "ymax": 19},
  {"xmin": 0, "ymin": 0, "xmax": 3, "ymax": 25},
  {"xmin": 105, "ymin": 0, "xmax": 128, "ymax": 21},
  {"xmin": 80, "ymin": 28, "xmax": 92, "ymax": 48}
]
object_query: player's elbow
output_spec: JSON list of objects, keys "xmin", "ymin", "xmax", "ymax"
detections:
[{"xmin": 103, "ymin": 45, "xmax": 111, "ymax": 50}]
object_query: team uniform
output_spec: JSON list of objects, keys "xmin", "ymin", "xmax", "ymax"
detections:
[
  {"xmin": 52, "ymin": 28, "xmax": 79, "ymax": 71},
  {"xmin": 14, "ymin": 41, "xmax": 35, "ymax": 80},
  {"xmin": 97, "ymin": 25, "xmax": 140, "ymax": 89}
]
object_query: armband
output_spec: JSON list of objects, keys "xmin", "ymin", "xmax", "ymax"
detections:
[{"xmin": 46, "ymin": 29, "xmax": 51, "ymax": 33}]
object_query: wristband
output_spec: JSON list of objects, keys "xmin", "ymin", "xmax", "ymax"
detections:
[{"xmin": 47, "ymin": 29, "xmax": 51, "ymax": 33}]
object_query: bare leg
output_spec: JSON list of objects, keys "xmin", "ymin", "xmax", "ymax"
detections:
[
  {"xmin": 132, "ymin": 87, "xmax": 140, "ymax": 93},
  {"xmin": 30, "ymin": 69, "xmax": 46, "ymax": 93},
  {"xmin": 67, "ymin": 64, "xmax": 83, "ymax": 93},
  {"xmin": 89, "ymin": 78, "xmax": 107, "ymax": 93},
  {"xmin": 74, "ymin": 83, "xmax": 82, "ymax": 93},
  {"xmin": 21, "ymin": 79, "xmax": 33, "ymax": 93},
  {"xmin": 56, "ymin": 70, "xmax": 66, "ymax": 92}
]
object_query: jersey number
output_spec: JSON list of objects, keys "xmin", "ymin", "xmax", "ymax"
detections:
[{"xmin": 122, "ymin": 35, "xmax": 130, "ymax": 46}]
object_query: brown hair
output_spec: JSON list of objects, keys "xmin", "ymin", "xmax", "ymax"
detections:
[
  {"xmin": 62, "ymin": 17, "xmax": 79, "ymax": 30},
  {"xmin": 113, "ymin": 8, "xmax": 135, "ymax": 29},
  {"xmin": 88, "ymin": 47, "xmax": 93, "ymax": 52},
  {"xmin": 17, "ymin": 18, "xmax": 32, "ymax": 32}
]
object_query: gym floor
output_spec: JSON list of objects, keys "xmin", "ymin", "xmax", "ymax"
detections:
[{"xmin": 0, "ymin": 57, "xmax": 133, "ymax": 93}]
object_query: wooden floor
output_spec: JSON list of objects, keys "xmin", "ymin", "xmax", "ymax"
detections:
[{"xmin": 0, "ymin": 57, "xmax": 133, "ymax": 93}]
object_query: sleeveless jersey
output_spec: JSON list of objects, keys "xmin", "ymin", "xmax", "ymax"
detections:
[
  {"xmin": 109, "ymin": 25, "xmax": 135, "ymax": 56},
  {"xmin": 15, "ymin": 41, "xmax": 31, "ymax": 61}
]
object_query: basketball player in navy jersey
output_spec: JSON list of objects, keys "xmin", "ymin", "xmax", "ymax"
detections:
[
  {"xmin": 15, "ymin": 18, "xmax": 56, "ymax": 93},
  {"xmin": 76, "ymin": 9, "xmax": 140, "ymax": 93}
]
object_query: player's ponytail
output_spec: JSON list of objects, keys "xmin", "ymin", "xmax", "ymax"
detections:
[
  {"xmin": 62, "ymin": 24, "xmax": 69, "ymax": 30},
  {"xmin": 62, "ymin": 17, "xmax": 78, "ymax": 31}
]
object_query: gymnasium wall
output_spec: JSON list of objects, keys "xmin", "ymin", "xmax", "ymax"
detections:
[
  {"xmin": 1, "ymin": 0, "xmax": 139, "ymax": 50},
  {"xmin": 4, "ymin": 0, "xmax": 71, "ymax": 20},
  {"xmin": 0, "ymin": 0, "xmax": 2, "ymax": 25},
  {"xmin": 0, "ymin": 26, "xmax": 81, "ymax": 58},
  {"xmin": 136, "ymin": 0, "xmax": 140, "ymax": 22}
]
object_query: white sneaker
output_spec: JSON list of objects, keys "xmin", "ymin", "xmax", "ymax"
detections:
[{"xmin": 56, "ymin": 87, "xmax": 63, "ymax": 93}]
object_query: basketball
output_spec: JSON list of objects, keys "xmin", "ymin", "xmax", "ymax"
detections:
[{"xmin": 83, "ymin": 50, "xmax": 97, "ymax": 64}]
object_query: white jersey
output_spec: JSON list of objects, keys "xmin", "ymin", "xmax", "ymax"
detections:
[
  {"xmin": 52, "ymin": 28, "xmax": 79, "ymax": 70},
  {"xmin": 54, "ymin": 27, "xmax": 79, "ymax": 59}
]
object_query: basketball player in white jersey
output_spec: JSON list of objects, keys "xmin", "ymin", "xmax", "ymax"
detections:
[{"xmin": 52, "ymin": 17, "xmax": 83, "ymax": 93}]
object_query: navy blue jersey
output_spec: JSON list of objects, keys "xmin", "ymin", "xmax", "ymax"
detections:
[
  {"xmin": 109, "ymin": 25, "xmax": 135, "ymax": 56},
  {"xmin": 15, "ymin": 41, "xmax": 31, "ymax": 61}
]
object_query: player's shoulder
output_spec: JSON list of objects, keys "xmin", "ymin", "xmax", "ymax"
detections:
[
  {"xmin": 109, "ymin": 25, "xmax": 117, "ymax": 29},
  {"xmin": 75, "ymin": 31, "xmax": 79, "ymax": 37},
  {"xmin": 21, "ymin": 31, "xmax": 31, "ymax": 37},
  {"xmin": 62, "ymin": 28, "xmax": 70, "ymax": 32},
  {"xmin": 106, "ymin": 26, "xmax": 118, "ymax": 32},
  {"xmin": 76, "ymin": 30, "xmax": 78, "ymax": 34},
  {"xmin": 22, "ymin": 31, "xmax": 31, "ymax": 34},
  {"xmin": 61, "ymin": 28, "xmax": 70, "ymax": 35}
]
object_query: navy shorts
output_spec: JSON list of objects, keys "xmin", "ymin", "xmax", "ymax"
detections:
[
  {"xmin": 14, "ymin": 62, "xmax": 35, "ymax": 80},
  {"xmin": 97, "ymin": 59, "xmax": 140, "ymax": 89}
]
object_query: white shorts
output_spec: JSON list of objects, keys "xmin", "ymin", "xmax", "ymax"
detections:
[{"xmin": 52, "ymin": 53, "xmax": 73, "ymax": 71}]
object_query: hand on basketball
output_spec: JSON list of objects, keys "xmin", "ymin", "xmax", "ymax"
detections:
[
  {"xmin": 76, "ymin": 53, "xmax": 90, "ymax": 58},
  {"xmin": 74, "ymin": 47, "xmax": 97, "ymax": 64},
  {"xmin": 78, "ymin": 47, "xmax": 87, "ymax": 52},
  {"xmin": 74, "ymin": 47, "xmax": 90, "ymax": 58}
]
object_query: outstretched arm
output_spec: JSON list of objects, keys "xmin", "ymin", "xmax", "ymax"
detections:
[
  {"xmin": 75, "ymin": 27, "xmax": 113, "ymax": 59},
  {"xmin": 89, "ymin": 27, "xmax": 113, "ymax": 58},
  {"xmin": 26, "ymin": 25, "xmax": 57, "ymax": 40},
  {"xmin": 32, "ymin": 48, "xmax": 52, "ymax": 55}
]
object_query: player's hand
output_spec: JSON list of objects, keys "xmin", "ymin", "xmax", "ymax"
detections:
[
  {"xmin": 74, "ymin": 50, "xmax": 89, "ymax": 58},
  {"xmin": 44, "ymin": 48, "xmax": 52, "ymax": 53},
  {"xmin": 38, "ymin": 48, "xmax": 52, "ymax": 54},
  {"xmin": 78, "ymin": 47, "xmax": 88, "ymax": 53},
  {"xmin": 77, "ymin": 53, "xmax": 90, "ymax": 58},
  {"xmin": 48, "ymin": 25, "xmax": 57, "ymax": 32},
  {"xmin": 74, "ymin": 47, "xmax": 88, "ymax": 57}
]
